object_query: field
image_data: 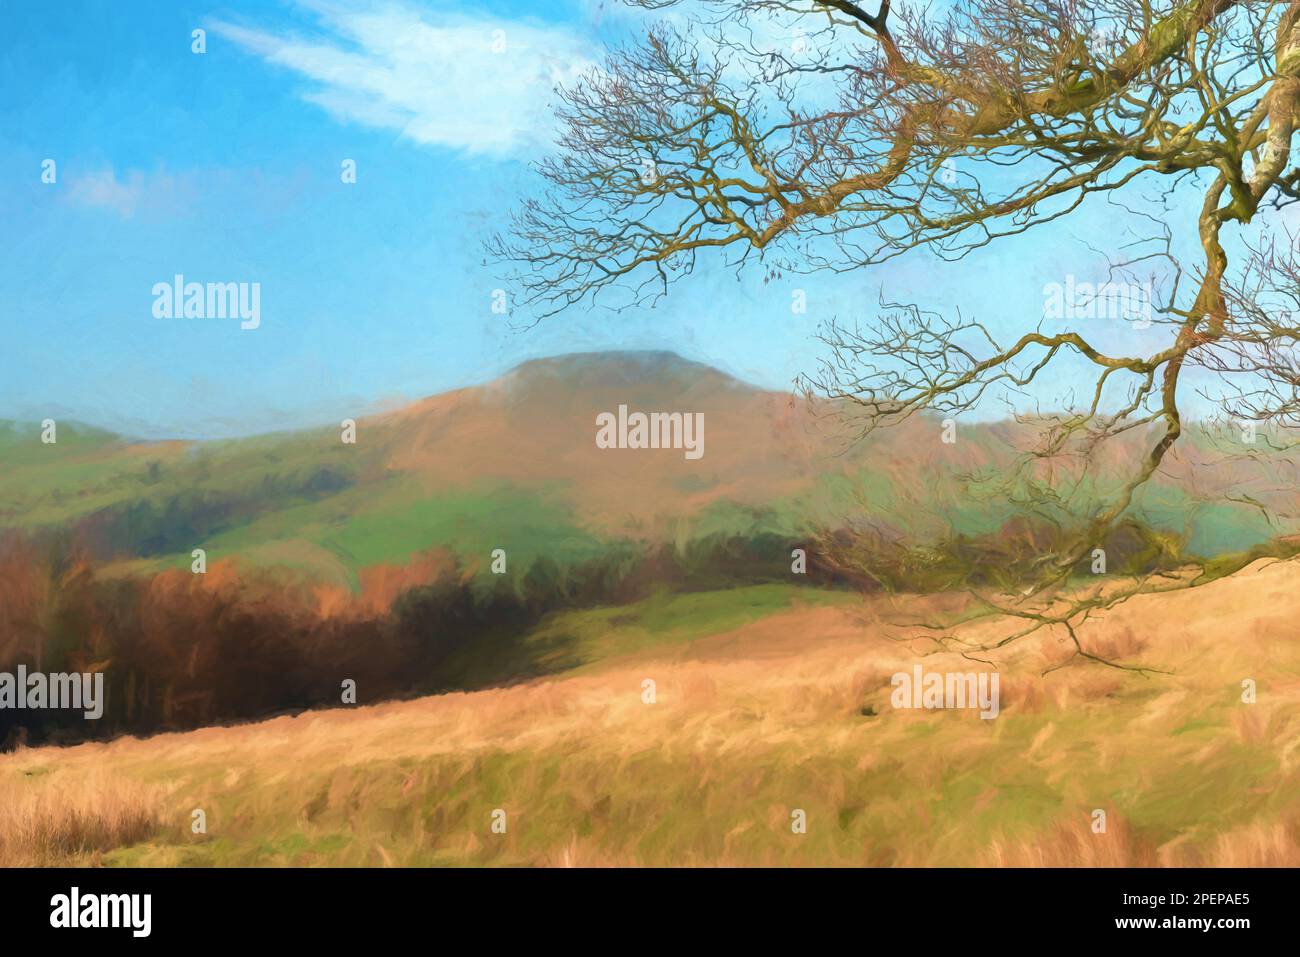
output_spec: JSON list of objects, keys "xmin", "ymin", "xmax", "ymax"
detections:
[{"xmin": 4, "ymin": 559, "xmax": 1297, "ymax": 868}]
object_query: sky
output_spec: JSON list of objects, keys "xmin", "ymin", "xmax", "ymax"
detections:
[{"xmin": 0, "ymin": 0, "xmax": 1283, "ymax": 438}]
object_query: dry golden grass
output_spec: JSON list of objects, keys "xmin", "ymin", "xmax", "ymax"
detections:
[
  {"xmin": 3, "ymin": 558, "xmax": 1299, "ymax": 866},
  {"xmin": 0, "ymin": 770, "xmax": 162, "ymax": 866},
  {"xmin": 985, "ymin": 809, "xmax": 1176, "ymax": 866}
]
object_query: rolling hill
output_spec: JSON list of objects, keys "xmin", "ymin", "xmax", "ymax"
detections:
[{"xmin": 2, "ymin": 350, "xmax": 1298, "ymax": 590}]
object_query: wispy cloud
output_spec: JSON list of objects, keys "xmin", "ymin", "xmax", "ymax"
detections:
[
  {"xmin": 63, "ymin": 167, "xmax": 196, "ymax": 219},
  {"xmin": 209, "ymin": 1, "xmax": 594, "ymax": 158},
  {"xmin": 65, "ymin": 167, "xmax": 146, "ymax": 217}
]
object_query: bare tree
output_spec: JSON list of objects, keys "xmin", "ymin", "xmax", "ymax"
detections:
[{"xmin": 492, "ymin": 0, "xmax": 1300, "ymax": 667}]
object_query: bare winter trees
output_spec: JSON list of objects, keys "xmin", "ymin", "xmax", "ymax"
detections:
[{"xmin": 494, "ymin": 1, "xmax": 1300, "ymax": 663}]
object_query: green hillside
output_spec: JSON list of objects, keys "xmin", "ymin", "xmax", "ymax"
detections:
[{"xmin": 2, "ymin": 353, "xmax": 1297, "ymax": 587}]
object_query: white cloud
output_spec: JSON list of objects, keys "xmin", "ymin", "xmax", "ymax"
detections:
[
  {"xmin": 63, "ymin": 166, "xmax": 198, "ymax": 219},
  {"xmin": 66, "ymin": 167, "xmax": 146, "ymax": 217},
  {"xmin": 209, "ymin": 2, "xmax": 595, "ymax": 158}
]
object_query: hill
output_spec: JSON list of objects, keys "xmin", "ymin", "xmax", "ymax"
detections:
[{"xmin": 2, "ymin": 351, "xmax": 1298, "ymax": 589}]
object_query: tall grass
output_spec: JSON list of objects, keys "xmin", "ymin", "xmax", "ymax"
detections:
[{"xmin": 0, "ymin": 771, "xmax": 161, "ymax": 866}]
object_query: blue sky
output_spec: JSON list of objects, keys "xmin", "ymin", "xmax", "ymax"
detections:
[{"xmin": 0, "ymin": 0, "xmax": 1270, "ymax": 438}]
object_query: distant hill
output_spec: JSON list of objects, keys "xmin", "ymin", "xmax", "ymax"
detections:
[{"xmin": 1, "ymin": 351, "xmax": 1297, "ymax": 585}]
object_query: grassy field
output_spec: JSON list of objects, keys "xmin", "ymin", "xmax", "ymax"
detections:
[{"xmin": 4, "ymin": 563, "xmax": 1297, "ymax": 867}]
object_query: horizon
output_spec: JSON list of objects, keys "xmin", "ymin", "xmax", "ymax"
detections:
[{"xmin": 0, "ymin": 346, "xmax": 1265, "ymax": 443}]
